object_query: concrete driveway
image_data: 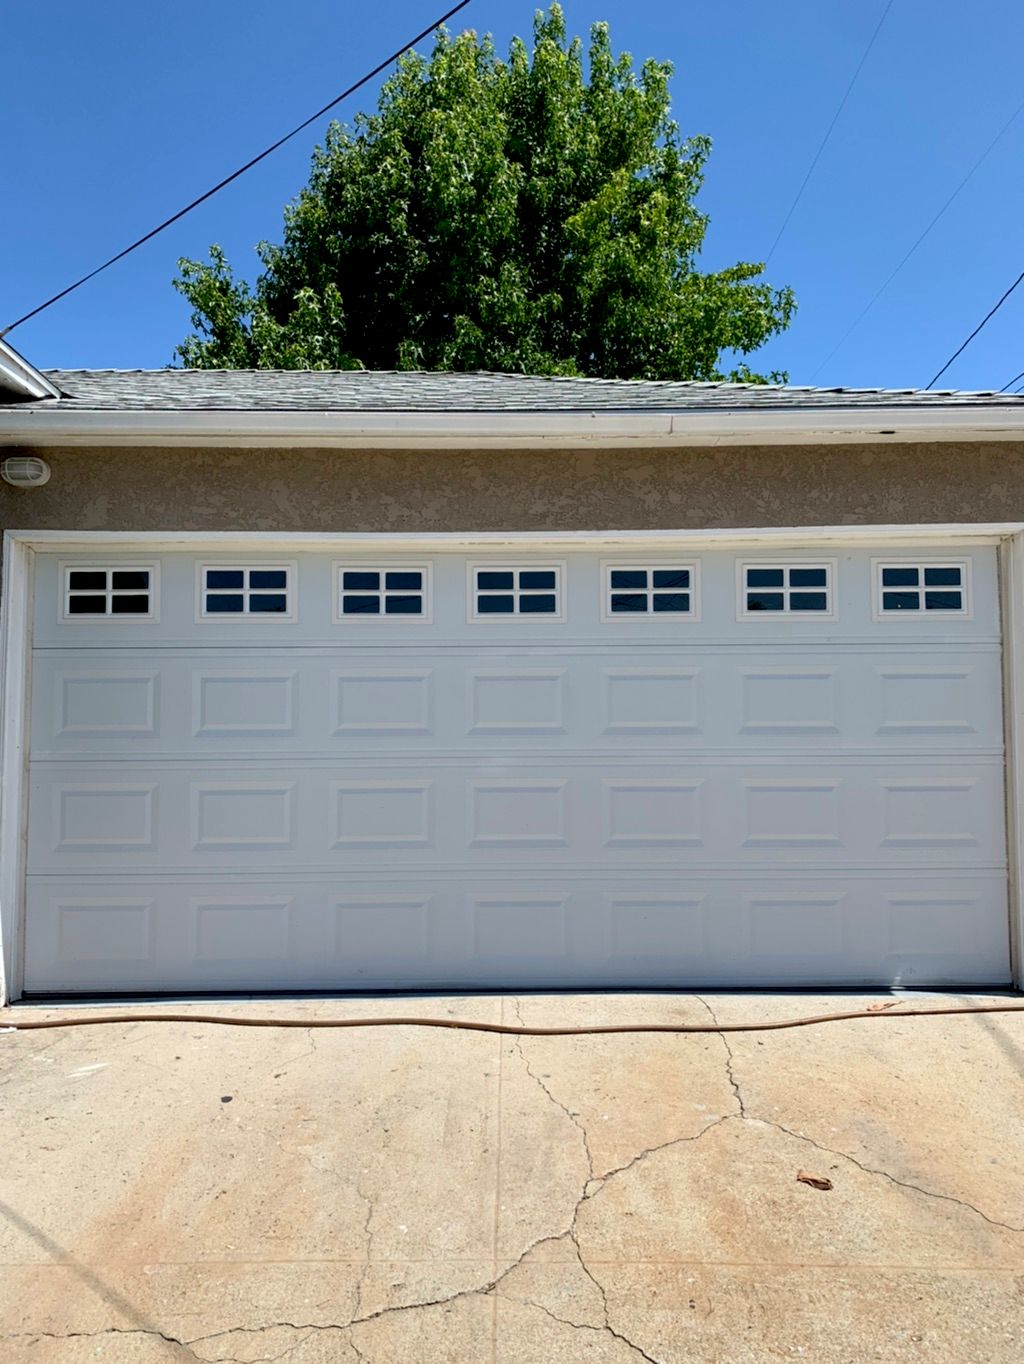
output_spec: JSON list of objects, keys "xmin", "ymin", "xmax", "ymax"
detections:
[{"xmin": 1, "ymin": 993, "xmax": 1022, "ymax": 1363}]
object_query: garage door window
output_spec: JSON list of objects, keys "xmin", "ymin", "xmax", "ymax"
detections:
[
  {"xmin": 603, "ymin": 564, "xmax": 699, "ymax": 619},
  {"xmin": 335, "ymin": 565, "xmax": 430, "ymax": 620},
  {"xmin": 199, "ymin": 565, "xmax": 294, "ymax": 619},
  {"xmin": 739, "ymin": 562, "xmax": 835, "ymax": 618},
  {"xmin": 62, "ymin": 565, "xmax": 156, "ymax": 620},
  {"xmin": 875, "ymin": 562, "xmax": 969, "ymax": 617},
  {"xmin": 469, "ymin": 565, "xmax": 564, "ymax": 619}
]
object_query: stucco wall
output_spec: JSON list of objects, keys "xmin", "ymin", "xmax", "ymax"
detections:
[{"xmin": 1, "ymin": 441, "xmax": 1023, "ymax": 532}]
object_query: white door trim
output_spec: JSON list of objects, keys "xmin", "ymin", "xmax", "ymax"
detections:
[{"xmin": 3, "ymin": 522, "xmax": 1021, "ymax": 1001}]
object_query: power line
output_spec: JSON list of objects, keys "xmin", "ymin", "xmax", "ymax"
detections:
[
  {"xmin": 811, "ymin": 96, "xmax": 1024, "ymax": 381},
  {"xmin": 1000, "ymin": 367, "xmax": 1024, "ymax": 393},
  {"xmin": 1, "ymin": 0, "xmax": 473, "ymax": 337},
  {"xmin": 925, "ymin": 268, "xmax": 1024, "ymax": 389},
  {"xmin": 764, "ymin": 0, "xmax": 895, "ymax": 266}
]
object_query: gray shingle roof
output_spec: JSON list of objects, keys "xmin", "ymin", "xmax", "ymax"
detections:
[{"xmin": 14, "ymin": 369, "xmax": 1024, "ymax": 413}]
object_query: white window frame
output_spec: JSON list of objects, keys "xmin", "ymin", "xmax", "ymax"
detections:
[
  {"xmin": 59, "ymin": 561, "xmax": 160, "ymax": 624},
  {"xmin": 195, "ymin": 561, "xmax": 297, "ymax": 623},
  {"xmin": 871, "ymin": 557, "xmax": 972, "ymax": 621},
  {"xmin": 333, "ymin": 561, "xmax": 433, "ymax": 625},
  {"xmin": 600, "ymin": 560, "xmax": 701, "ymax": 623},
  {"xmin": 467, "ymin": 561, "xmax": 566, "ymax": 622},
  {"xmin": 736, "ymin": 558, "xmax": 837, "ymax": 621}
]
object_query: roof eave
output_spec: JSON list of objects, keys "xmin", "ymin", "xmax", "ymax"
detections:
[
  {"xmin": 0, "ymin": 338, "xmax": 62, "ymax": 402},
  {"xmin": 1, "ymin": 405, "xmax": 1023, "ymax": 448}
]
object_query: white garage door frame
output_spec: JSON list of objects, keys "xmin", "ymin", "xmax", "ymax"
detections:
[{"xmin": 4, "ymin": 521, "xmax": 1024, "ymax": 1003}]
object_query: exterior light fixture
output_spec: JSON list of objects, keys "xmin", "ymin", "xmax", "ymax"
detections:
[{"xmin": 1, "ymin": 456, "xmax": 51, "ymax": 488}]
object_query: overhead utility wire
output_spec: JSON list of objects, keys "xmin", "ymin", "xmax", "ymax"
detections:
[
  {"xmin": 1000, "ymin": 366, "xmax": 1024, "ymax": 393},
  {"xmin": 925, "ymin": 267, "xmax": 1024, "ymax": 389},
  {"xmin": 764, "ymin": 0, "xmax": 894, "ymax": 266},
  {"xmin": 811, "ymin": 96, "xmax": 1024, "ymax": 381},
  {"xmin": 0, "ymin": 0, "xmax": 474, "ymax": 337}
]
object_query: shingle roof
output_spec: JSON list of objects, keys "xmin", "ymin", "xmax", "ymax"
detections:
[{"xmin": 14, "ymin": 369, "xmax": 1024, "ymax": 413}]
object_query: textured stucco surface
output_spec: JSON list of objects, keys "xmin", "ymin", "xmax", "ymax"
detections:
[
  {"xmin": 1, "ymin": 992, "xmax": 1023, "ymax": 1364},
  {"xmin": 2, "ymin": 441, "xmax": 1024, "ymax": 532}
]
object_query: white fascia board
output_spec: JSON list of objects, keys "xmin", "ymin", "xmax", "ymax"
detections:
[
  {"xmin": 2, "ymin": 404, "xmax": 1024, "ymax": 448},
  {"xmin": 0, "ymin": 338, "xmax": 61, "ymax": 402}
]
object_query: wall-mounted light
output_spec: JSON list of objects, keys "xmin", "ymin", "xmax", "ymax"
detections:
[{"xmin": 1, "ymin": 456, "xmax": 51, "ymax": 488}]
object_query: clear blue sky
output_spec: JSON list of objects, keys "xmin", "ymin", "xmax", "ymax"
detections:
[{"xmin": 4, "ymin": 1, "xmax": 1023, "ymax": 390}]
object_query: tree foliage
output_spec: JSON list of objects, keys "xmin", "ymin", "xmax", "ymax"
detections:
[{"xmin": 174, "ymin": 5, "xmax": 794, "ymax": 378}]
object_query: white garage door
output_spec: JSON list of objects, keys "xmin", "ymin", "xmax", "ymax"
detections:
[{"xmin": 22, "ymin": 544, "xmax": 1011, "ymax": 992}]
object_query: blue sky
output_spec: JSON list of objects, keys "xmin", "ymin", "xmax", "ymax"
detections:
[{"xmin": 4, "ymin": 1, "xmax": 1023, "ymax": 390}]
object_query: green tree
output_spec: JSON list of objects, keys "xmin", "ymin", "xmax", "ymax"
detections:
[{"xmin": 174, "ymin": 5, "xmax": 794, "ymax": 379}]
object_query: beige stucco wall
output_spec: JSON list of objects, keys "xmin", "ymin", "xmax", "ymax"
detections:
[{"xmin": 1, "ymin": 441, "xmax": 1023, "ymax": 532}]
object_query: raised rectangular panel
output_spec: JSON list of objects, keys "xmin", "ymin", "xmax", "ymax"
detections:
[
  {"xmin": 743, "ymin": 780, "xmax": 841, "ymax": 847},
  {"xmin": 194, "ymin": 671, "xmax": 296, "ymax": 735},
  {"xmin": 335, "ymin": 896, "xmax": 431, "ymax": 957},
  {"xmin": 469, "ymin": 670, "xmax": 565, "ymax": 733},
  {"xmin": 57, "ymin": 900, "xmax": 154, "ymax": 962},
  {"xmin": 876, "ymin": 668, "xmax": 975, "ymax": 734},
  {"xmin": 469, "ymin": 781, "xmax": 567, "ymax": 846},
  {"xmin": 472, "ymin": 894, "xmax": 567, "ymax": 956},
  {"xmin": 740, "ymin": 668, "xmax": 838, "ymax": 733},
  {"xmin": 610, "ymin": 895, "xmax": 704, "ymax": 955},
  {"xmin": 886, "ymin": 896, "xmax": 981, "ymax": 954},
  {"xmin": 333, "ymin": 670, "xmax": 432, "ymax": 735},
  {"xmin": 193, "ymin": 899, "xmax": 292, "ymax": 960},
  {"xmin": 603, "ymin": 669, "xmax": 699, "ymax": 734},
  {"xmin": 881, "ymin": 780, "xmax": 979, "ymax": 847},
  {"xmin": 750, "ymin": 894, "xmax": 844, "ymax": 955},
  {"xmin": 604, "ymin": 780, "xmax": 702, "ymax": 847},
  {"xmin": 57, "ymin": 672, "xmax": 157, "ymax": 736},
  {"xmin": 333, "ymin": 782, "xmax": 432, "ymax": 847},
  {"xmin": 192, "ymin": 784, "xmax": 294, "ymax": 849},
  {"xmin": 57, "ymin": 785, "xmax": 156, "ymax": 850}
]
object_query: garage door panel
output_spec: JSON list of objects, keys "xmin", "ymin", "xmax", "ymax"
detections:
[{"xmin": 23, "ymin": 871, "xmax": 1010, "ymax": 992}]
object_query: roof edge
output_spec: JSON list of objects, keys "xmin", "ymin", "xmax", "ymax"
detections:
[
  {"xmin": 0, "ymin": 338, "xmax": 61, "ymax": 403},
  {"xmin": 2, "ymin": 404, "xmax": 1024, "ymax": 449}
]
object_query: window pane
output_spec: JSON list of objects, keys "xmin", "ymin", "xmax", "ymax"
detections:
[
  {"xmin": 67, "ymin": 594, "xmax": 107, "ymax": 614},
  {"xmin": 250, "ymin": 593, "xmax": 288, "ymax": 613},
  {"xmin": 653, "ymin": 592, "xmax": 690, "ymax": 612},
  {"xmin": 206, "ymin": 593, "xmax": 244, "ymax": 613},
  {"xmin": 343, "ymin": 595, "xmax": 381, "ymax": 614},
  {"xmin": 882, "ymin": 567, "xmax": 919, "ymax": 587},
  {"xmin": 883, "ymin": 591, "xmax": 919, "ymax": 611},
  {"xmin": 519, "ymin": 594, "xmax": 557, "ymax": 613},
  {"xmin": 111, "ymin": 595, "xmax": 150, "ymax": 615},
  {"xmin": 519, "ymin": 570, "xmax": 556, "ymax": 589},
  {"xmin": 611, "ymin": 569, "xmax": 647, "ymax": 589},
  {"xmin": 111, "ymin": 570, "xmax": 149, "ymax": 590},
  {"xmin": 925, "ymin": 590, "xmax": 963, "ymax": 611},
  {"xmin": 924, "ymin": 566, "xmax": 961, "ymax": 587},
  {"xmin": 789, "ymin": 568, "xmax": 827, "ymax": 588},
  {"xmin": 478, "ymin": 594, "xmax": 514, "ymax": 613},
  {"xmin": 207, "ymin": 569, "xmax": 244, "ymax": 589},
  {"xmin": 747, "ymin": 568, "xmax": 785, "ymax": 588},
  {"xmin": 250, "ymin": 569, "xmax": 287, "ymax": 589},
  {"xmin": 746, "ymin": 592, "xmax": 784, "ymax": 611},
  {"xmin": 385, "ymin": 595, "xmax": 423, "ymax": 614},
  {"xmin": 611, "ymin": 593, "xmax": 648, "ymax": 613},
  {"xmin": 69, "ymin": 571, "xmax": 107, "ymax": 590},
  {"xmin": 790, "ymin": 592, "xmax": 828, "ymax": 612},
  {"xmin": 477, "ymin": 571, "xmax": 514, "ymax": 590},
  {"xmin": 385, "ymin": 571, "xmax": 422, "ymax": 590},
  {"xmin": 343, "ymin": 571, "xmax": 380, "ymax": 590},
  {"xmin": 652, "ymin": 569, "xmax": 689, "ymax": 589}
]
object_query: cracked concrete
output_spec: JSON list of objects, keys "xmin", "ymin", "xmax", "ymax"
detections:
[{"xmin": 1, "ymin": 993, "xmax": 1023, "ymax": 1362}]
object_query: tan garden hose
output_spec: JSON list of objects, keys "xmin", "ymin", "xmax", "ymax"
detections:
[{"xmin": 3, "ymin": 1001, "xmax": 1024, "ymax": 1035}]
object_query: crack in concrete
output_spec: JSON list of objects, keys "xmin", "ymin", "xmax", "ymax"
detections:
[
  {"xmin": 695, "ymin": 995, "xmax": 746, "ymax": 1117},
  {"xmin": 757, "ymin": 1116, "xmax": 1024, "ymax": 1235},
  {"xmin": 510, "ymin": 997, "xmax": 595, "ymax": 1183},
  {"xmin": 353, "ymin": 1177, "xmax": 375, "ymax": 1318},
  {"xmin": 518, "ymin": 1295, "xmax": 664, "ymax": 1364}
]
